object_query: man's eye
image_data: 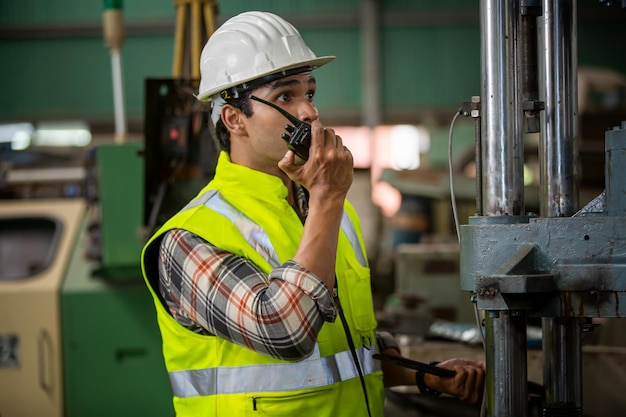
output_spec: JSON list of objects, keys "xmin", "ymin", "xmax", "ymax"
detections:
[
  {"xmin": 306, "ymin": 92, "xmax": 315, "ymax": 100},
  {"xmin": 277, "ymin": 92, "xmax": 290, "ymax": 102}
]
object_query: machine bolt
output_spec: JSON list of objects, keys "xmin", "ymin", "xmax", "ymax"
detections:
[{"xmin": 478, "ymin": 285, "xmax": 499, "ymax": 298}]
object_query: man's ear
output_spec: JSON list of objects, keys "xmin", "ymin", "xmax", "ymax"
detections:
[{"xmin": 221, "ymin": 104, "xmax": 247, "ymax": 136}]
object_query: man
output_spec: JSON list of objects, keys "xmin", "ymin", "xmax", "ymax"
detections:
[{"xmin": 141, "ymin": 11, "xmax": 485, "ymax": 416}]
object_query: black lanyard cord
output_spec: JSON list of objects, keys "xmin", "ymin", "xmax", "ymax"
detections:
[{"xmin": 334, "ymin": 283, "xmax": 373, "ymax": 417}]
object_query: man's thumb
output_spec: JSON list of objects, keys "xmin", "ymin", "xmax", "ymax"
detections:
[{"xmin": 278, "ymin": 150, "xmax": 296, "ymax": 172}]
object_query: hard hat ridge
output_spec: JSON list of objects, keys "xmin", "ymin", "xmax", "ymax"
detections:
[{"xmin": 197, "ymin": 11, "xmax": 335, "ymax": 102}]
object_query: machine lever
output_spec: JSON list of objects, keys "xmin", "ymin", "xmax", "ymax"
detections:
[
  {"xmin": 38, "ymin": 329, "xmax": 53, "ymax": 393},
  {"xmin": 373, "ymin": 353, "xmax": 456, "ymax": 377}
]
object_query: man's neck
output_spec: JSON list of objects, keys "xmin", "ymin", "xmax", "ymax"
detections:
[{"xmin": 228, "ymin": 148, "xmax": 295, "ymax": 204}]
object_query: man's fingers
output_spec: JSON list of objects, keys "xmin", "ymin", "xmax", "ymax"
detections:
[
  {"xmin": 310, "ymin": 121, "xmax": 326, "ymax": 150},
  {"xmin": 455, "ymin": 366, "xmax": 484, "ymax": 405}
]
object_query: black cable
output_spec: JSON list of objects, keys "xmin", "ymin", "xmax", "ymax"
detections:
[{"xmin": 335, "ymin": 284, "xmax": 373, "ymax": 417}]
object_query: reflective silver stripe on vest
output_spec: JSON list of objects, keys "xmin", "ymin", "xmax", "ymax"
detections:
[
  {"xmin": 169, "ymin": 344, "xmax": 380, "ymax": 398},
  {"xmin": 340, "ymin": 211, "xmax": 367, "ymax": 267},
  {"xmin": 199, "ymin": 189, "xmax": 281, "ymax": 267}
]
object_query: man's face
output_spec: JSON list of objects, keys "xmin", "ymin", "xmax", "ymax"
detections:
[{"xmin": 242, "ymin": 72, "xmax": 319, "ymax": 164}]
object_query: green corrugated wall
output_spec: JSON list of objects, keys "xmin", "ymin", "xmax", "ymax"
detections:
[{"xmin": 0, "ymin": 1, "xmax": 625, "ymax": 127}]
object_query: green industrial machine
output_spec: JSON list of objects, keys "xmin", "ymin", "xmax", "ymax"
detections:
[
  {"xmin": 0, "ymin": 2, "xmax": 214, "ymax": 415},
  {"xmin": 61, "ymin": 141, "xmax": 174, "ymax": 417},
  {"xmin": 0, "ymin": 65, "xmax": 215, "ymax": 415},
  {"xmin": 0, "ymin": 141, "xmax": 174, "ymax": 417},
  {"xmin": 59, "ymin": 76, "xmax": 214, "ymax": 416}
]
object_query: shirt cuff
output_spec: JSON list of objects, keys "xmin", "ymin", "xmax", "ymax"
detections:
[{"xmin": 271, "ymin": 260, "xmax": 337, "ymax": 323}]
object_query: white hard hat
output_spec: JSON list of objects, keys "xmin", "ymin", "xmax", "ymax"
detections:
[{"xmin": 197, "ymin": 11, "xmax": 335, "ymax": 102}]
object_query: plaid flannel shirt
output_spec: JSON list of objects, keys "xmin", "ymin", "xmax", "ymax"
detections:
[{"xmin": 157, "ymin": 184, "xmax": 397, "ymax": 360}]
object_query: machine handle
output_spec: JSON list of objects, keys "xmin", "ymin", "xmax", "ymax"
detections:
[
  {"xmin": 38, "ymin": 329, "xmax": 53, "ymax": 393},
  {"xmin": 373, "ymin": 353, "xmax": 456, "ymax": 377},
  {"xmin": 115, "ymin": 347, "xmax": 147, "ymax": 363}
]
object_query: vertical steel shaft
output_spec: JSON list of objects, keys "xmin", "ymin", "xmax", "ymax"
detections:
[
  {"xmin": 539, "ymin": 0, "xmax": 583, "ymax": 413},
  {"xmin": 485, "ymin": 312, "xmax": 529, "ymax": 417},
  {"xmin": 480, "ymin": 1, "xmax": 528, "ymax": 416},
  {"xmin": 539, "ymin": 0, "xmax": 579, "ymax": 218},
  {"xmin": 361, "ymin": 0, "xmax": 381, "ymax": 128},
  {"xmin": 606, "ymin": 122, "xmax": 626, "ymax": 216},
  {"xmin": 542, "ymin": 318, "xmax": 583, "ymax": 413},
  {"xmin": 481, "ymin": 0, "xmax": 526, "ymax": 217}
]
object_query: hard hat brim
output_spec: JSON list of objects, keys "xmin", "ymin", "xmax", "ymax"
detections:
[{"xmin": 196, "ymin": 55, "xmax": 336, "ymax": 102}]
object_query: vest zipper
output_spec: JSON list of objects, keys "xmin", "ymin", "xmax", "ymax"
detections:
[{"xmin": 252, "ymin": 396, "xmax": 258, "ymax": 411}]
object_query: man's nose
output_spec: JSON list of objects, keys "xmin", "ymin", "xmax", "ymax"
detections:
[{"xmin": 297, "ymin": 100, "xmax": 318, "ymax": 124}]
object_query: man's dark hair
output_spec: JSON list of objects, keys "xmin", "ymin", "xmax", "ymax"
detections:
[{"xmin": 214, "ymin": 90, "xmax": 253, "ymax": 152}]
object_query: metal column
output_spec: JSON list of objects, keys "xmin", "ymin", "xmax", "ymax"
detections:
[
  {"xmin": 480, "ymin": 0, "xmax": 528, "ymax": 415},
  {"xmin": 481, "ymin": 0, "xmax": 525, "ymax": 217},
  {"xmin": 464, "ymin": 3, "xmax": 626, "ymax": 417},
  {"xmin": 485, "ymin": 311, "xmax": 529, "ymax": 416},
  {"xmin": 361, "ymin": 0, "xmax": 382, "ymax": 128},
  {"xmin": 539, "ymin": 0, "xmax": 583, "ymax": 415}
]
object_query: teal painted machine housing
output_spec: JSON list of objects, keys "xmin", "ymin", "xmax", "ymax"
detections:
[
  {"xmin": 61, "ymin": 211, "xmax": 174, "ymax": 417},
  {"xmin": 91, "ymin": 142, "xmax": 145, "ymax": 276},
  {"xmin": 61, "ymin": 141, "xmax": 173, "ymax": 416},
  {"xmin": 460, "ymin": 123, "xmax": 626, "ymax": 318}
]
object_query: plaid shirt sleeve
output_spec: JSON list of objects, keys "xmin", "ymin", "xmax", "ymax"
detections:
[{"xmin": 158, "ymin": 228, "xmax": 337, "ymax": 361}]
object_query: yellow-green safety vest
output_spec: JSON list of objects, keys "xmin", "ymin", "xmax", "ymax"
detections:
[{"xmin": 141, "ymin": 152, "xmax": 384, "ymax": 416}]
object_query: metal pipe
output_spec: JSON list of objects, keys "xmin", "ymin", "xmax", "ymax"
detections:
[
  {"xmin": 473, "ymin": 96, "xmax": 483, "ymax": 216},
  {"xmin": 606, "ymin": 122, "xmax": 626, "ymax": 216},
  {"xmin": 481, "ymin": 0, "xmax": 525, "ymax": 217},
  {"xmin": 480, "ymin": 1, "xmax": 528, "ymax": 415},
  {"xmin": 521, "ymin": 0, "xmax": 542, "ymax": 134},
  {"xmin": 110, "ymin": 49, "xmax": 127, "ymax": 143},
  {"xmin": 539, "ymin": 0, "xmax": 583, "ymax": 413},
  {"xmin": 485, "ymin": 311, "xmax": 529, "ymax": 417},
  {"xmin": 361, "ymin": 0, "xmax": 382, "ymax": 128},
  {"xmin": 103, "ymin": 6, "xmax": 127, "ymax": 143},
  {"xmin": 521, "ymin": 13, "xmax": 539, "ymax": 107},
  {"xmin": 538, "ymin": 0, "xmax": 579, "ymax": 218},
  {"xmin": 542, "ymin": 318, "xmax": 583, "ymax": 416}
]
